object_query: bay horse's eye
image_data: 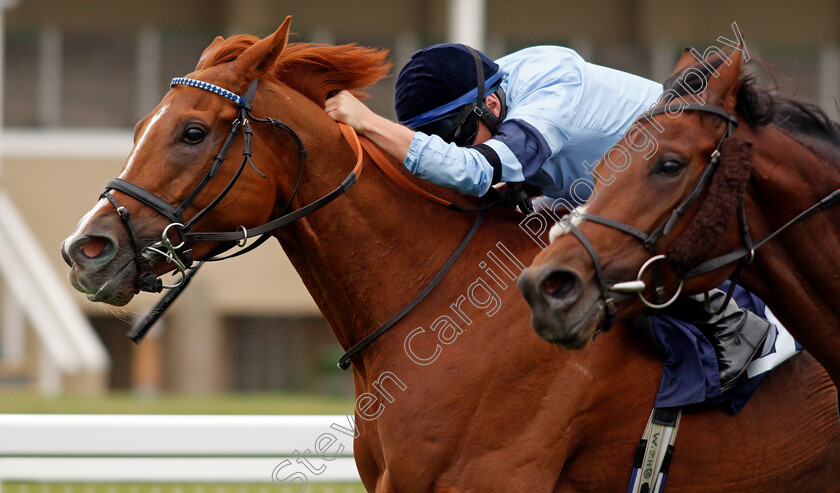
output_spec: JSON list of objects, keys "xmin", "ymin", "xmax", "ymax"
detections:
[
  {"xmin": 182, "ymin": 125, "xmax": 206, "ymax": 145},
  {"xmin": 654, "ymin": 158, "xmax": 685, "ymax": 176}
]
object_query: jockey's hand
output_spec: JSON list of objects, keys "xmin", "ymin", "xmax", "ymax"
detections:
[
  {"xmin": 325, "ymin": 90, "xmax": 376, "ymax": 135},
  {"xmin": 325, "ymin": 90, "xmax": 416, "ymax": 165}
]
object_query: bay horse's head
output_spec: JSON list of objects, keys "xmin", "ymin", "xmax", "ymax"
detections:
[
  {"xmin": 62, "ymin": 17, "xmax": 389, "ymax": 306},
  {"xmin": 519, "ymin": 47, "xmax": 756, "ymax": 347}
]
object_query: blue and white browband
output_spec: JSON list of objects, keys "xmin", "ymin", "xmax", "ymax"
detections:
[{"xmin": 170, "ymin": 77, "xmax": 248, "ymax": 106}]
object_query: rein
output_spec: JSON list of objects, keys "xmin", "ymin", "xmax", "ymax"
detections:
[
  {"xmin": 106, "ymin": 76, "xmax": 504, "ymax": 369},
  {"xmin": 561, "ymin": 102, "xmax": 840, "ymax": 328},
  {"xmin": 682, "ymin": 187, "xmax": 840, "ymax": 278}
]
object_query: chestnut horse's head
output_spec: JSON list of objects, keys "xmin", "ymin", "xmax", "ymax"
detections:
[
  {"xmin": 62, "ymin": 16, "xmax": 389, "ymax": 306},
  {"xmin": 519, "ymin": 47, "xmax": 755, "ymax": 347}
]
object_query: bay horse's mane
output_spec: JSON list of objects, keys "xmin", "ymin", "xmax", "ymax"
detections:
[
  {"xmin": 203, "ymin": 35, "xmax": 392, "ymax": 106},
  {"xmin": 663, "ymin": 51, "xmax": 840, "ymax": 151}
]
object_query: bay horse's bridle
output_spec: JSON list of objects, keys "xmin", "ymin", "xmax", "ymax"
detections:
[{"xmin": 560, "ymin": 102, "xmax": 840, "ymax": 331}]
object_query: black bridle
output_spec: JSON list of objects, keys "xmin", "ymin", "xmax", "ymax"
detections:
[
  {"xmin": 101, "ymin": 77, "xmax": 358, "ymax": 342},
  {"xmin": 562, "ymin": 103, "xmax": 739, "ymax": 329},
  {"xmin": 100, "ymin": 75, "xmax": 500, "ymax": 372},
  {"xmin": 561, "ymin": 101, "xmax": 840, "ymax": 331}
]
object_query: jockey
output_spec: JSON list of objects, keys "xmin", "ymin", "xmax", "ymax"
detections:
[{"xmin": 325, "ymin": 43, "xmax": 774, "ymax": 400}]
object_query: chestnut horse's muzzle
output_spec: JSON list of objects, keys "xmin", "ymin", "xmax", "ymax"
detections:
[{"xmin": 60, "ymin": 238, "xmax": 74, "ymax": 267}]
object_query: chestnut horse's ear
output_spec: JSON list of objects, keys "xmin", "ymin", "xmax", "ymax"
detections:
[
  {"xmin": 196, "ymin": 36, "xmax": 225, "ymax": 71},
  {"xmin": 232, "ymin": 16, "xmax": 292, "ymax": 82}
]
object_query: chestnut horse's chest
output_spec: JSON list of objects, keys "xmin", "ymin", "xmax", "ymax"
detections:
[{"xmin": 346, "ymin": 319, "xmax": 662, "ymax": 491}]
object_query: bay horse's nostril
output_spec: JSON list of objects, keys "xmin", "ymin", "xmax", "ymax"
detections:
[
  {"xmin": 517, "ymin": 265, "xmax": 583, "ymax": 321},
  {"xmin": 519, "ymin": 265, "xmax": 583, "ymax": 308},
  {"xmin": 541, "ymin": 270, "xmax": 581, "ymax": 301},
  {"xmin": 525, "ymin": 266, "xmax": 584, "ymax": 311},
  {"xmin": 68, "ymin": 234, "xmax": 118, "ymax": 269}
]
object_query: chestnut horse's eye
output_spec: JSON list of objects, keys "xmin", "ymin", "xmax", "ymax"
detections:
[
  {"xmin": 182, "ymin": 125, "xmax": 206, "ymax": 145},
  {"xmin": 654, "ymin": 158, "xmax": 685, "ymax": 176}
]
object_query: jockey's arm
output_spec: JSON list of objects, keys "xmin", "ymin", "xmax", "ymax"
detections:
[
  {"xmin": 325, "ymin": 90, "xmax": 414, "ymax": 164},
  {"xmin": 326, "ymin": 90, "xmax": 498, "ymax": 197}
]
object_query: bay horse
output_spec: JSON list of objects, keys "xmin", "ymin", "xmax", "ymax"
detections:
[
  {"xmin": 519, "ymin": 46, "xmax": 840, "ymax": 388},
  {"xmin": 62, "ymin": 19, "xmax": 840, "ymax": 490}
]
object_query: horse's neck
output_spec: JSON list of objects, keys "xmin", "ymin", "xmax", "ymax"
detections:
[
  {"xmin": 745, "ymin": 125, "xmax": 840, "ymax": 294},
  {"xmin": 271, "ymin": 126, "xmax": 491, "ymax": 352},
  {"xmin": 742, "ymin": 125, "xmax": 840, "ymax": 379}
]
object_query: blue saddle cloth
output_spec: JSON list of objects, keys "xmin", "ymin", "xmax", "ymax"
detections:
[{"xmin": 650, "ymin": 282, "xmax": 800, "ymax": 413}]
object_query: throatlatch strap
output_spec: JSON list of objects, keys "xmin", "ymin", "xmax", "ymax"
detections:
[{"xmin": 628, "ymin": 407, "xmax": 682, "ymax": 493}]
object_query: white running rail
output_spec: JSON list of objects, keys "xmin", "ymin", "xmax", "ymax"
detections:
[{"xmin": 0, "ymin": 414, "xmax": 361, "ymax": 488}]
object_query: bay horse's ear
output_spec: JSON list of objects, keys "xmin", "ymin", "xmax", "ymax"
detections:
[
  {"xmin": 704, "ymin": 47, "xmax": 743, "ymax": 112},
  {"xmin": 668, "ymin": 46, "xmax": 743, "ymax": 113},
  {"xmin": 232, "ymin": 16, "xmax": 292, "ymax": 82},
  {"xmin": 672, "ymin": 46, "xmax": 701, "ymax": 73},
  {"xmin": 196, "ymin": 36, "xmax": 225, "ymax": 71}
]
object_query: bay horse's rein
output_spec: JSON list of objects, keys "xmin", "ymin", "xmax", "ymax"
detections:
[
  {"xmin": 562, "ymin": 102, "xmax": 840, "ymax": 333},
  {"xmin": 101, "ymin": 76, "xmax": 511, "ymax": 369}
]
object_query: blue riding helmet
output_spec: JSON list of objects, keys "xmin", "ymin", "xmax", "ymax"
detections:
[{"xmin": 395, "ymin": 44, "xmax": 505, "ymax": 145}]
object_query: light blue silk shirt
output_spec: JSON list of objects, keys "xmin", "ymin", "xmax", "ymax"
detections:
[{"xmin": 402, "ymin": 46, "xmax": 663, "ymax": 203}]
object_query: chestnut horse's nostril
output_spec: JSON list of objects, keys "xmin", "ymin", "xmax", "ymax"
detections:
[
  {"xmin": 82, "ymin": 237, "xmax": 107, "ymax": 259},
  {"xmin": 68, "ymin": 234, "xmax": 118, "ymax": 269}
]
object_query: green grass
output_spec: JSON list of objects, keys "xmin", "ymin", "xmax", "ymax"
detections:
[
  {"xmin": 0, "ymin": 390, "xmax": 355, "ymax": 415},
  {"xmin": 1, "ymin": 483, "xmax": 366, "ymax": 493}
]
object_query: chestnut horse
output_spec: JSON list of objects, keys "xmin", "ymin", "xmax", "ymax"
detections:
[
  {"xmin": 519, "ymin": 46, "xmax": 840, "ymax": 388},
  {"xmin": 62, "ymin": 20, "xmax": 840, "ymax": 490}
]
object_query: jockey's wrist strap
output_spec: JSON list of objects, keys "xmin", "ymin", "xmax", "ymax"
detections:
[{"xmin": 471, "ymin": 143, "xmax": 503, "ymax": 185}]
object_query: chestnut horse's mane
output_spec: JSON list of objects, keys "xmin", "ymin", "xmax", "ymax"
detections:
[
  {"xmin": 204, "ymin": 35, "xmax": 392, "ymax": 106},
  {"xmin": 663, "ymin": 52, "xmax": 840, "ymax": 150}
]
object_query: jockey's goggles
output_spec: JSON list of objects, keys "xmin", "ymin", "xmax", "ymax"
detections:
[{"xmin": 414, "ymin": 103, "xmax": 483, "ymax": 146}]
